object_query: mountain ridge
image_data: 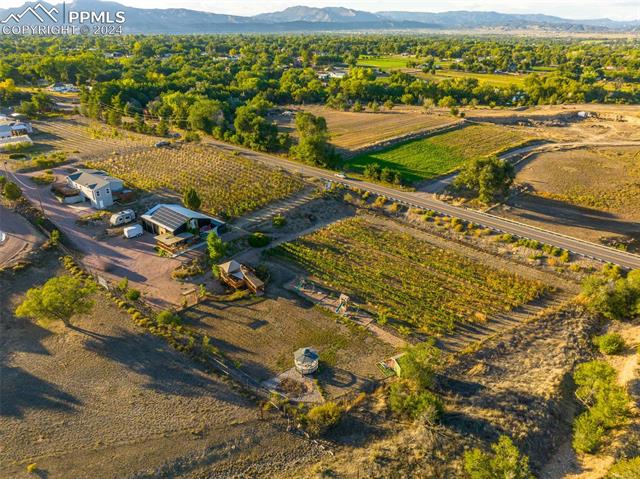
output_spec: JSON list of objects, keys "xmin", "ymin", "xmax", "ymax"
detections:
[{"xmin": 0, "ymin": 1, "xmax": 638, "ymax": 33}]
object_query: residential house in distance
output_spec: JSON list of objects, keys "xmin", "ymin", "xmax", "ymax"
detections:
[
  {"xmin": 48, "ymin": 83, "xmax": 80, "ymax": 93},
  {"xmin": 0, "ymin": 120, "xmax": 33, "ymax": 138},
  {"xmin": 0, "ymin": 119, "xmax": 34, "ymax": 150},
  {"xmin": 141, "ymin": 204, "xmax": 226, "ymax": 253},
  {"xmin": 65, "ymin": 169, "xmax": 124, "ymax": 209}
]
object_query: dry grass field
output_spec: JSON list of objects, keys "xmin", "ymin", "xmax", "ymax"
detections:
[
  {"xmin": 517, "ymin": 147, "xmax": 640, "ymax": 217},
  {"xmin": 90, "ymin": 144, "xmax": 305, "ymax": 218},
  {"xmin": 276, "ymin": 105, "xmax": 455, "ymax": 151},
  {"xmin": 500, "ymin": 146, "xmax": 640, "ymax": 249},
  {"xmin": 0, "ymin": 254, "xmax": 319, "ymax": 478}
]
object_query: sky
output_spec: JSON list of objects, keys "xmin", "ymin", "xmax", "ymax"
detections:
[{"xmin": 2, "ymin": 0, "xmax": 639, "ymax": 21}]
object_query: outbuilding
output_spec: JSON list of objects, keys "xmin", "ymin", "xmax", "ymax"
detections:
[
  {"xmin": 141, "ymin": 204, "xmax": 226, "ymax": 253},
  {"xmin": 294, "ymin": 347, "xmax": 319, "ymax": 375},
  {"xmin": 218, "ymin": 260, "xmax": 265, "ymax": 295}
]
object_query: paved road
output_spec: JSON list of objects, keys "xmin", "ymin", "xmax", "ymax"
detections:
[{"xmin": 207, "ymin": 138, "xmax": 640, "ymax": 270}]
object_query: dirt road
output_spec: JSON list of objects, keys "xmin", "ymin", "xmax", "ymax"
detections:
[{"xmin": 0, "ymin": 205, "xmax": 43, "ymax": 267}]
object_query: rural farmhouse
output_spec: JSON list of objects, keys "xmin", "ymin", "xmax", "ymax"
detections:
[{"xmin": 65, "ymin": 169, "xmax": 124, "ymax": 209}]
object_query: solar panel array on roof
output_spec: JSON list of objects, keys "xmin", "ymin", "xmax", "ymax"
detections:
[{"xmin": 150, "ymin": 205, "xmax": 190, "ymax": 232}]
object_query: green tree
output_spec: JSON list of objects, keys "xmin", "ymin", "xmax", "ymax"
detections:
[
  {"xmin": 188, "ymin": 99, "xmax": 225, "ymax": 134},
  {"xmin": 581, "ymin": 270, "xmax": 640, "ymax": 321},
  {"xmin": 182, "ymin": 187, "xmax": 201, "ymax": 211},
  {"xmin": 454, "ymin": 156, "xmax": 515, "ymax": 203},
  {"xmin": 290, "ymin": 111, "xmax": 339, "ymax": 168},
  {"xmin": 3, "ymin": 181, "xmax": 22, "ymax": 201},
  {"xmin": 398, "ymin": 339, "xmax": 440, "ymax": 389},
  {"xmin": 206, "ymin": 231, "xmax": 227, "ymax": 264},
  {"xmin": 15, "ymin": 275, "xmax": 95, "ymax": 327},
  {"xmin": 464, "ymin": 436, "xmax": 533, "ymax": 479}
]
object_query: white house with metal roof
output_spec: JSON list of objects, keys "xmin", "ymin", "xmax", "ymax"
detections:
[
  {"xmin": 65, "ymin": 169, "xmax": 124, "ymax": 209},
  {"xmin": 0, "ymin": 121, "xmax": 33, "ymax": 139},
  {"xmin": 141, "ymin": 204, "xmax": 225, "ymax": 237}
]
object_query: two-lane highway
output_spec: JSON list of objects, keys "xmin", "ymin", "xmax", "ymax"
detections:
[{"xmin": 208, "ymin": 138, "xmax": 640, "ymax": 270}]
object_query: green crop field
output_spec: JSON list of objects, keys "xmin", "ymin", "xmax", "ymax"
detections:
[
  {"xmin": 273, "ymin": 216, "xmax": 548, "ymax": 335},
  {"xmin": 345, "ymin": 124, "xmax": 533, "ymax": 183}
]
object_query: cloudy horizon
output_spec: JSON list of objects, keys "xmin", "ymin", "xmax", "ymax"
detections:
[{"xmin": 1, "ymin": 0, "xmax": 638, "ymax": 21}]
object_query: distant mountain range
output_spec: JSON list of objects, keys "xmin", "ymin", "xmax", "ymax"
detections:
[{"xmin": 1, "ymin": 1, "xmax": 638, "ymax": 34}]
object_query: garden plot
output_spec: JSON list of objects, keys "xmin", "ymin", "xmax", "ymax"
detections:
[
  {"xmin": 91, "ymin": 144, "xmax": 305, "ymax": 218},
  {"xmin": 271, "ymin": 215, "xmax": 551, "ymax": 337}
]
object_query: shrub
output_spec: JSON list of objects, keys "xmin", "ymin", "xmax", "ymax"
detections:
[
  {"xmin": 496, "ymin": 233, "xmax": 514, "ymax": 243},
  {"xmin": 304, "ymin": 402, "xmax": 343, "ymax": 436},
  {"xmin": 3, "ymin": 181, "xmax": 22, "ymax": 200},
  {"xmin": 388, "ymin": 381, "xmax": 442, "ymax": 421},
  {"xmin": 606, "ymin": 457, "xmax": 640, "ymax": 479},
  {"xmin": 464, "ymin": 436, "xmax": 533, "ymax": 479},
  {"xmin": 373, "ymin": 196, "xmax": 387, "ymax": 208},
  {"xmin": 157, "ymin": 310, "xmax": 181, "ymax": 326},
  {"xmin": 272, "ymin": 214, "xmax": 286, "ymax": 228},
  {"xmin": 248, "ymin": 232, "xmax": 271, "ymax": 248},
  {"xmin": 125, "ymin": 289, "xmax": 141, "ymax": 301},
  {"xmin": 50, "ymin": 229, "xmax": 61, "ymax": 245},
  {"xmin": 573, "ymin": 411, "xmax": 605, "ymax": 453},
  {"xmin": 572, "ymin": 360, "xmax": 631, "ymax": 454},
  {"xmin": 117, "ymin": 277, "xmax": 129, "ymax": 291},
  {"xmin": 593, "ymin": 332, "xmax": 625, "ymax": 355}
]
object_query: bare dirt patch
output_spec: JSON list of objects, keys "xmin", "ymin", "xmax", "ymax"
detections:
[{"xmin": 0, "ymin": 253, "xmax": 323, "ymax": 479}]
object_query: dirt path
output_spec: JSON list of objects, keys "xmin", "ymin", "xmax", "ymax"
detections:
[{"xmin": 0, "ymin": 205, "xmax": 44, "ymax": 268}]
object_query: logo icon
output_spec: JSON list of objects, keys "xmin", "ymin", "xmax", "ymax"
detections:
[{"xmin": 1, "ymin": 3, "xmax": 59, "ymax": 24}]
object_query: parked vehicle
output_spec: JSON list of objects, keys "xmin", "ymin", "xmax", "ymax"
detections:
[
  {"xmin": 155, "ymin": 141, "xmax": 170, "ymax": 148},
  {"xmin": 123, "ymin": 224, "xmax": 143, "ymax": 239},
  {"xmin": 110, "ymin": 209, "xmax": 136, "ymax": 226},
  {"xmin": 334, "ymin": 172, "xmax": 347, "ymax": 179}
]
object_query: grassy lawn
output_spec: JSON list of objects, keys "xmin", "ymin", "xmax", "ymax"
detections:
[
  {"xmin": 419, "ymin": 69, "xmax": 529, "ymax": 87},
  {"xmin": 272, "ymin": 216, "xmax": 548, "ymax": 336},
  {"xmin": 344, "ymin": 124, "xmax": 533, "ymax": 183},
  {"xmin": 357, "ymin": 55, "xmax": 419, "ymax": 69}
]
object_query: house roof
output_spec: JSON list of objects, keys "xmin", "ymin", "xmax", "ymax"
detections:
[
  {"xmin": 294, "ymin": 347, "xmax": 319, "ymax": 365},
  {"xmin": 66, "ymin": 169, "xmax": 120, "ymax": 190},
  {"xmin": 142, "ymin": 204, "xmax": 225, "ymax": 233},
  {"xmin": 219, "ymin": 260, "xmax": 244, "ymax": 280}
]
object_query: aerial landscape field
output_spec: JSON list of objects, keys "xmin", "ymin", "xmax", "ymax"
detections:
[
  {"xmin": 345, "ymin": 123, "xmax": 534, "ymax": 182},
  {"xmin": 1, "ymin": 3, "xmax": 639, "ymax": 478}
]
